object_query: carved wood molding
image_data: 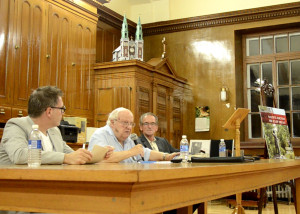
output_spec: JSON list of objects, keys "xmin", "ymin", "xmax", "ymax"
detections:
[
  {"xmin": 54, "ymin": 0, "xmax": 99, "ymax": 21},
  {"xmin": 141, "ymin": 2, "xmax": 300, "ymax": 36}
]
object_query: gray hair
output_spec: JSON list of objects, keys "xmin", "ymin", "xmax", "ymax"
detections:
[
  {"xmin": 107, "ymin": 107, "xmax": 133, "ymax": 126},
  {"xmin": 139, "ymin": 112, "xmax": 158, "ymax": 125}
]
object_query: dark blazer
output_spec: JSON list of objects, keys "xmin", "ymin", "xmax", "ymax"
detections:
[{"xmin": 138, "ymin": 134, "xmax": 179, "ymax": 153}]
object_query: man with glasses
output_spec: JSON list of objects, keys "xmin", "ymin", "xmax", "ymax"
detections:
[
  {"xmin": 138, "ymin": 112, "xmax": 179, "ymax": 153},
  {"xmin": 0, "ymin": 86, "xmax": 111, "ymax": 165},
  {"xmin": 88, "ymin": 107, "xmax": 178, "ymax": 163},
  {"xmin": 138, "ymin": 112, "xmax": 198, "ymax": 214}
]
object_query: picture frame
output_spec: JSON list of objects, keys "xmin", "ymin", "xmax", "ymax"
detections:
[{"xmin": 189, "ymin": 140, "xmax": 211, "ymax": 156}]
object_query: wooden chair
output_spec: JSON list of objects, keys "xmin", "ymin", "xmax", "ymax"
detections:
[
  {"xmin": 210, "ymin": 139, "xmax": 269, "ymax": 209},
  {"xmin": 210, "ymin": 139, "xmax": 234, "ymax": 157}
]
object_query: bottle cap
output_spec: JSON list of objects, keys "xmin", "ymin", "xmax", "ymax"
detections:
[
  {"xmin": 32, "ymin": 124, "xmax": 39, "ymax": 129},
  {"xmin": 182, "ymin": 135, "xmax": 187, "ymax": 138},
  {"xmin": 220, "ymin": 139, "xmax": 224, "ymax": 141}
]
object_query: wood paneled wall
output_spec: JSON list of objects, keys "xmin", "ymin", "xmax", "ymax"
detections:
[
  {"xmin": 0, "ymin": 0, "xmax": 97, "ymax": 128},
  {"xmin": 96, "ymin": 6, "xmax": 136, "ymax": 63},
  {"xmin": 96, "ymin": 3, "xmax": 300, "ymax": 154},
  {"xmin": 96, "ymin": 20, "xmax": 120, "ymax": 63},
  {"xmin": 140, "ymin": 3, "xmax": 300, "ymax": 151}
]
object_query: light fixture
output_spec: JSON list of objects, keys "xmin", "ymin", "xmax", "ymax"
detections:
[{"xmin": 220, "ymin": 87, "xmax": 228, "ymax": 101}]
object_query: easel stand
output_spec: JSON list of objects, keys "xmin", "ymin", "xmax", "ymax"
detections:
[{"xmin": 223, "ymin": 108, "xmax": 250, "ymax": 214}]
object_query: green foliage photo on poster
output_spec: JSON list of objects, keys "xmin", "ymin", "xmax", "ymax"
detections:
[
  {"xmin": 195, "ymin": 106, "xmax": 210, "ymax": 132},
  {"xmin": 259, "ymin": 106, "xmax": 294, "ymax": 159},
  {"xmin": 195, "ymin": 106, "xmax": 210, "ymax": 118}
]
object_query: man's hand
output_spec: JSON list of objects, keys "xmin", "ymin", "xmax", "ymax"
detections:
[
  {"xmin": 63, "ymin": 148, "xmax": 93, "ymax": 165},
  {"xmin": 129, "ymin": 144, "xmax": 144, "ymax": 157},
  {"xmin": 165, "ymin": 152, "xmax": 180, "ymax": 161},
  {"xmin": 104, "ymin": 146, "xmax": 114, "ymax": 160}
]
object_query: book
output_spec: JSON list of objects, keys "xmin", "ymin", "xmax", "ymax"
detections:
[
  {"xmin": 86, "ymin": 145, "xmax": 109, "ymax": 164},
  {"xmin": 259, "ymin": 106, "xmax": 294, "ymax": 159}
]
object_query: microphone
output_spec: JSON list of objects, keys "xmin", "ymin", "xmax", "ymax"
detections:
[
  {"xmin": 130, "ymin": 133, "xmax": 144, "ymax": 161},
  {"xmin": 130, "ymin": 133, "xmax": 139, "ymax": 145}
]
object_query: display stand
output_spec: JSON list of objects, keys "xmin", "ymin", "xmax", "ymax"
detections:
[
  {"xmin": 223, "ymin": 108, "xmax": 249, "ymax": 157},
  {"xmin": 259, "ymin": 79, "xmax": 279, "ymax": 214},
  {"xmin": 223, "ymin": 108, "xmax": 250, "ymax": 214}
]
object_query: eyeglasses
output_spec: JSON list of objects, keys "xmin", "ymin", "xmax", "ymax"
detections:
[
  {"xmin": 115, "ymin": 120, "xmax": 135, "ymax": 127},
  {"xmin": 50, "ymin": 106, "xmax": 66, "ymax": 113},
  {"xmin": 142, "ymin": 122, "xmax": 157, "ymax": 126}
]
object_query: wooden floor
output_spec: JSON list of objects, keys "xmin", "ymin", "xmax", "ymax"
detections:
[{"xmin": 206, "ymin": 200, "xmax": 296, "ymax": 214}]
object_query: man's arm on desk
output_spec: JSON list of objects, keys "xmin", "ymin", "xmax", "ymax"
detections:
[
  {"xmin": 63, "ymin": 148, "xmax": 93, "ymax": 164},
  {"xmin": 101, "ymin": 144, "xmax": 144, "ymax": 163},
  {"xmin": 149, "ymin": 150, "xmax": 180, "ymax": 161}
]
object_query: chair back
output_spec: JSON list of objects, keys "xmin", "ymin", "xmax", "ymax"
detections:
[{"xmin": 210, "ymin": 140, "xmax": 234, "ymax": 157}]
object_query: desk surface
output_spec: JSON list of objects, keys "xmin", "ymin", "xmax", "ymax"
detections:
[{"xmin": 0, "ymin": 159, "xmax": 300, "ymax": 213}]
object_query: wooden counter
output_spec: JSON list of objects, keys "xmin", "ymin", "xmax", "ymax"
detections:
[
  {"xmin": 0, "ymin": 159, "xmax": 300, "ymax": 213},
  {"xmin": 67, "ymin": 142, "xmax": 85, "ymax": 150}
]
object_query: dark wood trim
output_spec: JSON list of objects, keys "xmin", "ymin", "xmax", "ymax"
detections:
[
  {"xmin": 142, "ymin": 2, "xmax": 300, "ymax": 36},
  {"xmin": 97, "ymin": 6, "xmax": 136, "ymax": 35},
  {"xmin": 83, "ymin": 0, "xmax": 111, "ymax": 5},
  {"xmin": 241, "ymin": 141, "xmax": 265, "ymax": 149},
  {"xmin": 55, "ymin": 0, "xmax": 100, "ymax": 21},
  {"xmin": 96, "ymin": 2, "xmax": 300, "ymax": 36},
  {"xmin": 82, "ymin": 0, "xmax": 109, "ymax": 8},
  {"xmin": 241, "ymin": 141, "xmax": 300, "ymax": 149}
]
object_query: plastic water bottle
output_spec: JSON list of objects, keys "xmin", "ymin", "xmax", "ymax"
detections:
[
  {"xmin": 180, "ymin": 135, "xmax": 189, "ymax": 163},
  {"xmin": 28, "ymin": 124, "xmax": 42, "ymax": 167},
  {"xmin": 219, "ymin": 139, "xmax": 226, "ymax": 157}
]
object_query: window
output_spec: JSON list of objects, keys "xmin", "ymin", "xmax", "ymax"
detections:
[{"xmin": 244, "ymin": 29, "xmax": 300, "ymax": 142}]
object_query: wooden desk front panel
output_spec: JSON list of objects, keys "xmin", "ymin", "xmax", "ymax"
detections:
[{"xmin": 0, "ymin": 160, "xmax": 299, "ymax": 214}]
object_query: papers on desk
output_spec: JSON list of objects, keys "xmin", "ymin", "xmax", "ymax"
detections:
[
  {"xmin": 155, "ymin": 161, "xmax": 172, "ymax": 164},
  {"xmin": 86, "ymin": 145, "xmax": 109, "ymax": 164},
  {"xmin": 139, "ymin": 161, "xmax": 171, "ymax": 164}
]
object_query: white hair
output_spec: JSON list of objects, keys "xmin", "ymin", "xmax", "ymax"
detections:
[{"xmin": 106, "ymin": 107, "xmax": 132, "ymax": 126}]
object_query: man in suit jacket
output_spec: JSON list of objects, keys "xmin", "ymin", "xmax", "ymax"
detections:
[
  {"xmin": 138, "ymin": 112, "xmax": 179, "ymax": 153},
  {"xmin": 138, "ymin": 113, "xmax": 199, "ymax": 214},
  {"xmin": 0, "ymin": 86, "xmax": 106, "ymax": 165}
]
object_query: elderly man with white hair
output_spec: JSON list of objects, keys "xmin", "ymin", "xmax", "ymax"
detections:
[{"xmin": 88, "ymin": 107, "xmax": 178, "ymax": 163}]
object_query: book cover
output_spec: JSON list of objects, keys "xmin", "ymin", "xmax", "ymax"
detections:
[{"xmin": 259, "ymin": 106, "xmax": 294, "ymax": 159}]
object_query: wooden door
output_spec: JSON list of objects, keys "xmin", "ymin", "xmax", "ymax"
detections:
[
  {"xmin": 153, "ymin": 84, "xmax": 183, "ymax": 148},
  {"xmin": 172, "ymin": 96, "xmax": 183, "ymax": 148},
  {"xmin": 94, "ymin": 87, "xmax": 131, "ymax": 127},
  {"xmin": 136, "ymin": 82, "xmax": 153, "ymax": 132},
  {"xmin": 154, "ymin": 84, "xmax": 170, "ymax": 140},
  {"xmin": 13, "ymin": 0, "xmax": 44, "ymax": 107},
  {"xmin": 69, "ymin": 17, "xmax": 95, "ymax": 119},
  {"xmin": 0, "ymin": 0, "xmax": 15, "ymax": 106},
  {"xmin": 43, "ymin": 3, "xmax": 71, "ymax": 106}
]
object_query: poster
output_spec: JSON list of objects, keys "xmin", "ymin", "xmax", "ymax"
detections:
[
  {"xmin": 259, "ymin": 106, "xmax": 294, "ymax": 159},
  {"xmin": 195, "ymin": 106, "xmax": 210, "ymax": 132}
]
